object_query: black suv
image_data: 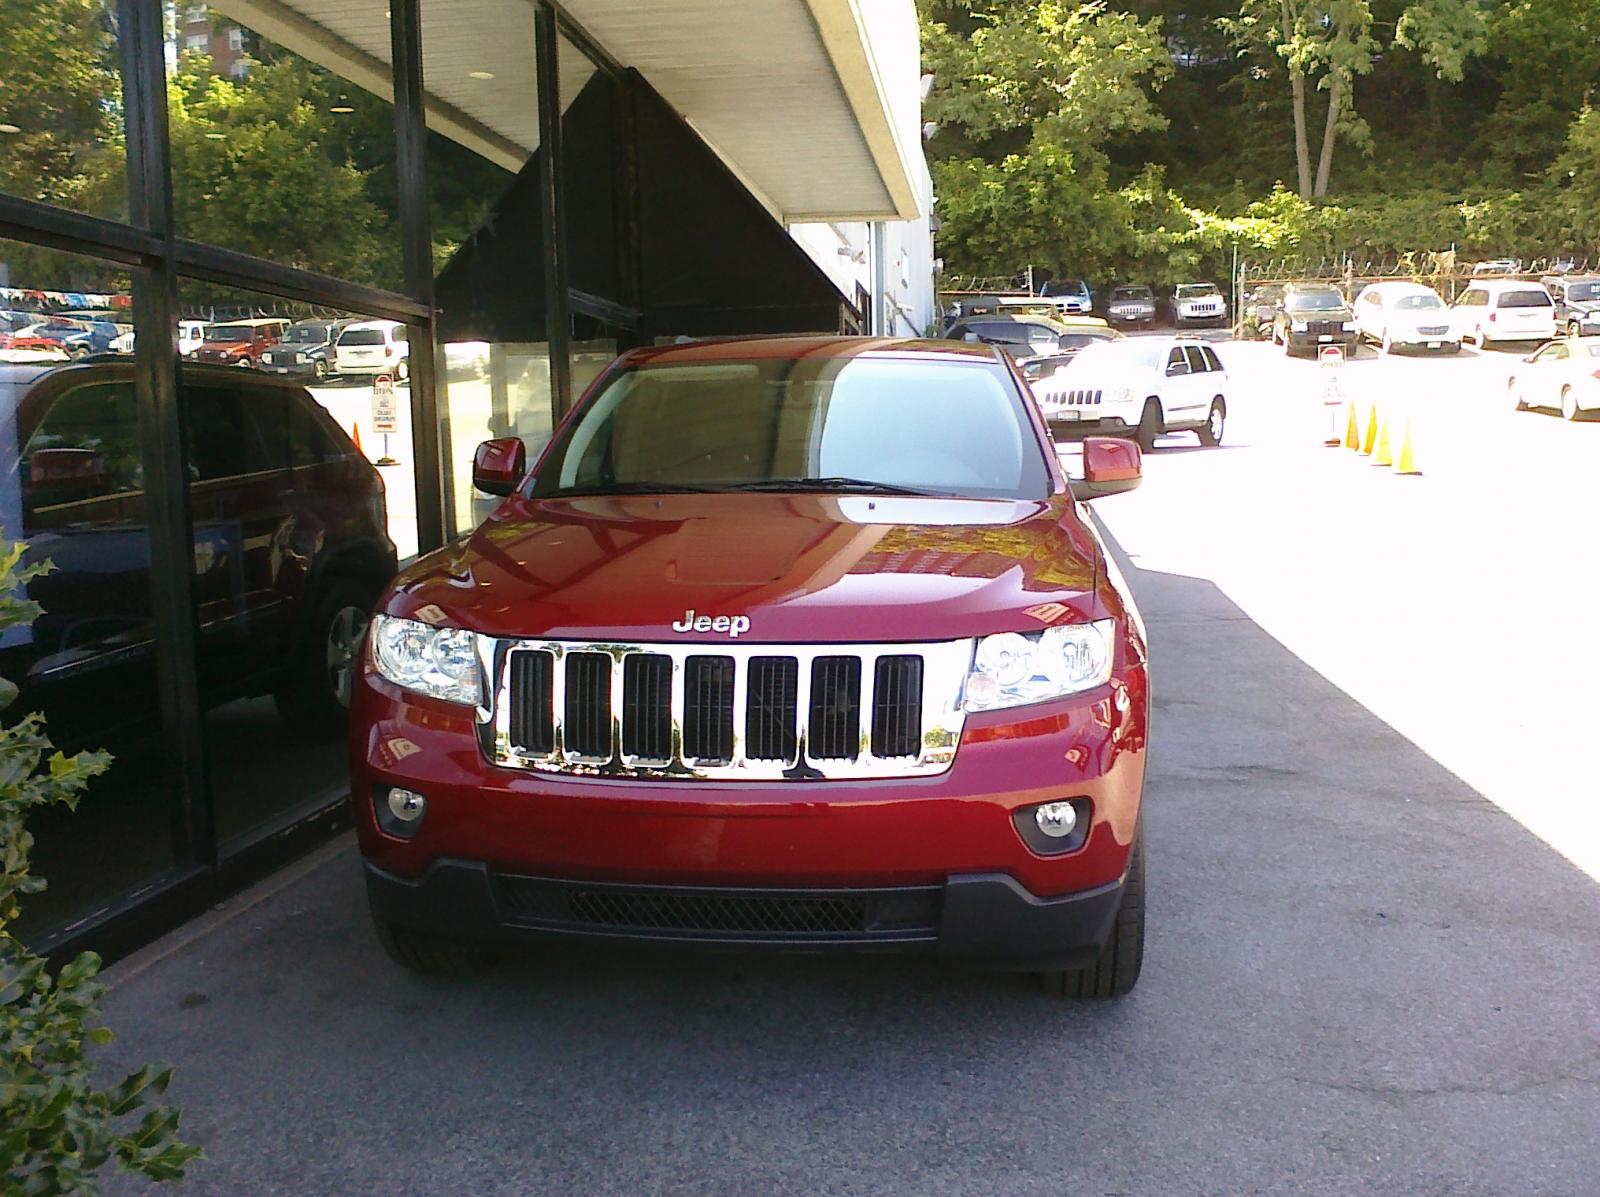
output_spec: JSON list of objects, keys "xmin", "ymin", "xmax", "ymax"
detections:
[
  {"xmin": 1273, "ymin": 284, "xmax": 1358, "ymax": 356},
  {"xmin": 2, "ymin": 358, "xmax": 397, "ymax": 754},
  {"xmin": 259, "ymin": 318, "xmax": 349, "ymax": 381},
  {"xmin": 1542, "ymin": 275, "xmax": 1600, "ymax": 338}
]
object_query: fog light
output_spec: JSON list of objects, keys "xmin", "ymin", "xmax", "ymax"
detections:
[
  {"xmin": 387, "ymin": 788, "xmax": 427, "ymax": 823},
  {"xmin": 1034, "ymin": 801, "xmax": 1078, "ymax": 839}
]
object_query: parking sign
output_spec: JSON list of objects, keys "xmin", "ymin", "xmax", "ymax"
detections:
[{"xmin": 371, "ymin": 374, "xmax": 399, "ymax": 433}]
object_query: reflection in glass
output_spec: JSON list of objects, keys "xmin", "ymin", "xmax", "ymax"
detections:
[
  {"xmin": 176, "ymin": 279, "xmax": 401, "ymax": 849},
  {"xmin": 0, "ymin": 241, "xmax": 173, "ymax": 939},
  {"xmin": 0, "ymin": 0, "xmax": 127, "ymax": 221}
]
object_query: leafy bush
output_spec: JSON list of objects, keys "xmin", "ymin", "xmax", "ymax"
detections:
[{"xmin": 0, "ymin": 539, "xmax": 200, "ymax": 1195}]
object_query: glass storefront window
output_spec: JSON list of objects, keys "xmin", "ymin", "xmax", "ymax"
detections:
[
  {"xmin": 0, "ymin": 0, "xmax": 128, "ymax": 222},
  {"xmin": 175, "ymin": 279, "xmax": 405, "ymax": 850},
  {"xmin": 1, "ymin": 241, "xmax": 173, "ymax": 938},
  {"xmin": 164, "ymin": 2, "xmax": 404, "ymax": 291}
]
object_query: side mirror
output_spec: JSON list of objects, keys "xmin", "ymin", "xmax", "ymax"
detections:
[
  {"xmin": 1165, "ymin": 361, "xmax": 1189, "ymax": 377},
  {"xmin": 472, "ymin": 436, "xmax": 527, "ymax": 496},
  {"xmin": 1069, "ymin": 436, "xmax": 1142, "ymax": 501}
]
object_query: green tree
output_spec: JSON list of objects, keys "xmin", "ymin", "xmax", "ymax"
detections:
[{"xmin": 0, "ymin": 540, "xmax": 201, "ymax": 1195}]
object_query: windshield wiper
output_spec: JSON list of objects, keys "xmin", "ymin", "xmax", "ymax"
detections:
[
  {"xmin": 545, "ymin": 482, "xmax": 726, "ymax": 497},
  {"xmin": 722, "ymin": 476, "xmax": 945, "ymax": 497}
]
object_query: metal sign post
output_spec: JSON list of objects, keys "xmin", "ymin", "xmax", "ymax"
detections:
[{"xmin": 371, "ymin": 373, "xmax": 400, "ymax": 466}]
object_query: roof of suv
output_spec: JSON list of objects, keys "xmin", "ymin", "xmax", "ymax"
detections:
[{"xmin": 1464, "ymin": 279, "xmax": 1552, "ymax": 294}]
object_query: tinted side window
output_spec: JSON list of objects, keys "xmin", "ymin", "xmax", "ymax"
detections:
[
  {"xmin": 1166, "ymin": 347, "xmax": 1189, "ymax": 373},
  {"xmin": 184, "ymin": 385, "xmax": 270, "ymax": 480},
  {"xmin": 1498, "ymin": 290, "xmax": 1553, "ymax": 309},
  {"xmin": 22, "ymin": 382, "xmax": 144, "ymax": 515},
  {"xmin": 287, "ymin": 398, "xmax": 348, "ymax": 468},
  {"xmin": 1183, "ymin": 346, "xmax": 1208, "ymax": 372},
  {"xmin": 1200, "ymin": 346, "xmax": 1223, "ymax": 372}
]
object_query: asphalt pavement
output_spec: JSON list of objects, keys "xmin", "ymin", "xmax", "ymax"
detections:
[{"xmin": 101, "ymin": 346, "xmax": 1600, "ymax": 1195}]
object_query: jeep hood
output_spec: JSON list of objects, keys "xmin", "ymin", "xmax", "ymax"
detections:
[{"xmin": 387, "ymin": 493, "xmax": 1103, "ymax": 643}]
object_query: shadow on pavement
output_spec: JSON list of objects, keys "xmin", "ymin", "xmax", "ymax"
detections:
[{"xmin": 102, "ymin": 525, "xmax": 1600, "ymax": 1197}]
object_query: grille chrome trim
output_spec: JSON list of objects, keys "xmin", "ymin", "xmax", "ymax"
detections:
[{"xmin": 483, "ymin": 639, "xmax": 972, "ymax": 780}]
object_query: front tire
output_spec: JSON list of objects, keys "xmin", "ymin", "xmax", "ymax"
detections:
[
  {"xmin": 1039, "ymin": 826, "xmax": 1145, "ymax": 999},
  {"xmin": 1198, "ymin": 399, "xmax": 1225, "ymax": 446},
  {"xmin": 1136, "ymin": 400, "xmax": 1162, "ymax": 451},
  {"xmin": 275, "ymin": 577, "xmax": 379, "ymax": 738}
]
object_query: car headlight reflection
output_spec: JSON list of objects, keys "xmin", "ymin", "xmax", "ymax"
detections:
[
  {"xmin": 371, "ymin": 613, "xmax": 482, "ymax": 705},
  {"xmin": 964, "ymin": 620, "xmax": 1116, "ymax": 711}
]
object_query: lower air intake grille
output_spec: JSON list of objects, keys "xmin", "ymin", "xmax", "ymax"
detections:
[{"xmin": 569, "ymin": 889, "xmax": 868, "ymax": 935}]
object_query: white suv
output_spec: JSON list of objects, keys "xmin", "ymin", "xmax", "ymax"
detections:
[
  {"xmin": 1353, "ymin": 281, "xmax": 1459, "ymax": 354},
  {"xmin": 1033, "ymin": 337, "xmax": 1228, "ymax": 449},
  {"xmin": 1172, "ymin": 283, "xmax": 1227, "ymax": 328},
  {"xmin": 334, "ymin": 319, "xmax": 410, "ymax": 379},
  {"xmin": 1452, "ymin": 280, "xmax": 1556, "ymax": 349}
]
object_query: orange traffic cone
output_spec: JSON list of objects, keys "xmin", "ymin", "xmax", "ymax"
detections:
[
  {"xmin": 1361, "ymin": 402, "xmax": 1379, "ymax": 455},
  {"xmin": 1394, "ymin": 416, "xmax": 1419, "ymax": 475},
  {"xmin": 1344, "ymin": 400, "xmax": 1360, "ymax": 449},
  {"xmin": 352, "ymin": 422, "xmax": 363, "ymax": 453}
]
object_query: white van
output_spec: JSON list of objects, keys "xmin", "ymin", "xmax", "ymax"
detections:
[
  {"xmin": 1452, "ymin": 280, "xmax": 1557, "ymax": 349},
  {"xmin": 1353, "ymin": 281, "xmax": 1458, "ymax": 354},
  {"xmin": 334, "ymin": 319, "xmax": 409, "ymax": 380}
]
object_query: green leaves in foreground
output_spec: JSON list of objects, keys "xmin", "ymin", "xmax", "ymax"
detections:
[{"xmin": 0, "ymin": 534, "xmax": 201, "ymax": 1194}]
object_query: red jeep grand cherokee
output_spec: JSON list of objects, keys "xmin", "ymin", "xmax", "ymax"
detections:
[{"xmin": 352, "ymin": 337, "xmax": 1151, "ymax": 997}]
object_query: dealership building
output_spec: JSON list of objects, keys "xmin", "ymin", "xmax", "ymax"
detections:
[{"xmin": 0, "ymin": 0, "xmax": 934, "ymax": 955}]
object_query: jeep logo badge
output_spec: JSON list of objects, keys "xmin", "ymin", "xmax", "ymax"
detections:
[{"xmin": 671, "ymin": 609, "xmax": 751, "ymax": 638}]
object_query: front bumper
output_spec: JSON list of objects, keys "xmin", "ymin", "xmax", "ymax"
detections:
[
  {"xmin": 1046, "ymin": 413, "xmax": 1135, "ymax": 440},
  {"xmin": 364, "ymin": 858, "xmax": 1126, "ymax": 970},
  {"xmin": 337, "ymin": 359, "xmax": 403, "ymax": 376},
  {"xmin": 1175, "ymin": 310, "xmax": 1226, "ymax": 325},
  {"xmin": 352, "ymin": 660, "xmax": 1148, "ymax": 964},
  {"xmin": 1286, "ymin": 332, "xmax": 1358, "ymax": 352},
  {"xmin": 1109, "ymin": 311, "xmax": 1155, "ymax": 325}
]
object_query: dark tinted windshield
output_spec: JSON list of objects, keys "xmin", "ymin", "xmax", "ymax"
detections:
[
  {"xmin": 204, "ymin": 325, "xmax": 253, "ymax": 341},
  {"xmin": 532, "ymin": 356, "xmax": 1050, "ymax": 501},
  {"xmin": 1112, "ymin": 287, "xmax": 1151, "ymax": 301},
  {"xmin": 1498, "ymin": 289, "xmax": 1552, "ymax": 309},
  {"xmin": 283, "ymin": 323, "xmax": 330, "ymax": 343},
  {"xmin": 1042, "ymin": 279, "xmax": 1087, "ymax": 296},
  {"xmin": 1175, "ymin": 284, "xmax": 1219, "ymax": 298},
  {"xmin": 1286, "ymin": 290, "xmax": 1347, "ymax": 311}
]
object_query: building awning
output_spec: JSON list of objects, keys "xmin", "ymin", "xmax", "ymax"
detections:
[{"xmin": 215, "ymin": 0, "xmax": 922, "ymax": 223}]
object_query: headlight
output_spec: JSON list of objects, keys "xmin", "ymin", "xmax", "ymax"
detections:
[
  {"xmin": 1342, "ymin": 321, "xmax": 1356, "ymax": 331},
  {"xmin": 1290, "ymin": 320, "xmax": 1308, "ymax": 332},
  {"xmin": 295, "ymin": 351, "xmax": 307, "ymax": 363},
  {"xmin": 963, "ymin": 621, "xmax": 1116, "ymax": 711},
  {"xmin": 370, "ymin": 613, "xmax": 482, "ymax": 705}
]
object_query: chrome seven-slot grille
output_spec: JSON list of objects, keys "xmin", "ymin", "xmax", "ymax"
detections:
[
  {"xmin": 485, "ymin": 640, "xmax": 973, "ymax": 780},
  {"xmin": 1052, "ymin": 388, "xmax": 1102, "ymax": 406}
]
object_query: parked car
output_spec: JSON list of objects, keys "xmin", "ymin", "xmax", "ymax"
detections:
[
  {"xmin": 177, "ymin": 319, "xmax": 208, "ymax": 357},
  {"xmin": 1471, "ymin": 258, "xmax": 1522, "ymax": 277},
  {"xmin": 259, "ymin": 318, "xmax": 348, "ymax": 381},
  {"xmin": 1106, "ymin": 285, "xmax": 1157, "ymax": 328},
  {"xmin": 192, "ymin": 318, "xmax": 287, "ymax": 368},
  {"xmin": 334, "ymin": 319, "xmax": 410, "ymax": 380},
  {"xmin": 1272, "ymin": 284, "xmax": 1358, "ymax": 356},
  {"xmin": 1452, "ymin": 280, "xmax": 1557, "ymax": 349},
  {"xmin": 1506, "ymin": 336, "xmax": 1600, "ymax": 421},
  {"xmin": 109, "ymin": 327, "xmax": 135, "ymax": 354},
  {"xmin": 1171, "ymin": 283, "xmax": 1227, "ymax": 328},
  {"xmin": 1034, "ymin": 336, "xmax": 1227, "ymax": 450},
  {"xmin": 1, "ymin": 358, "xmax": 398, "ymax": 751},
  {"xmin": 1039, "ymin": 277, "xmax": 1093, "ymax": 316},
  {"xmin": 353, "ymin": 335, "xmax": 1152, "ymax": 998},
  {"xmin": 1018, "ymin": 327, "xmax": 1124, "ymax": 387},
  {"xmin": 942, "ymin": 313, "xmax": 1077, "ymax": 360},
  {"xmin": 1542, "ymin": 275, "xmax": 1600, "ymax": 339},
  {"xmin": 16, "ymin": 317, "xmax": 121, "ymax": 358},
  {"xmin": 1352, "ymin": 281, "xmax": 1459, "ymax": 354}
]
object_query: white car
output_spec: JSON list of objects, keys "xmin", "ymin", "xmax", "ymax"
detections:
[
  {"xmin": 110, "ymin": 328, "xmax": 135, "ymax": 354},
  {"xmin": 1453, "ymin": 280, "xmax": 1557, "ymax": 348},
  {"xmin": 334, "ymin": 319, "xmax": 410, "ymax": 380},
  {"xmin": 178, "ymin": 319, "xmax": 207, "ymax": 357},
  {"xmin": 1033, "ymin": 337, "xmax": 1228, "ymax": 450},
  {"xmin": 1353, "ymin": 281, "xmax": 1459, "ymax": 354},
  {"xmin": 1507, "ymin": 336, "xmax": 1600, "ymax": 421},
  {"xmin": 1172, "ymin": 283, "xmax": 1227, "ymax": 328}
]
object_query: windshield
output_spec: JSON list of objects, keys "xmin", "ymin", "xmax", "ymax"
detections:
[
  {"xmin": 1042, "ymin": 279, "xmax": 1087, "ymax": 296},
  {"xmin": 339, "ymin": 328, "xmax": 387, "ymax": 346},
  {"xmin": 283, "ymin": 324, "xmax": 329, "ymax": 343},
  {"xmin": 1175, "ymin": 284, "xmax": 1219, "ymax": 298},
  {"xmin": 1393, "ymin": 294, "xmax": 1444, "ymax": 311},
  {"xmin": 1112, "ymin": 287, "xmax": 1151, "ymax": 301},
  {"xmin": 1061, "ymin": 342, "xmax": 1164, "ymax": 375},
  {"xmin": 205, "ymin": 325, "xmax": 252, "ymax": 341},
  {"xmin": 1287, "ymin": 290, "xmax": 1346, "ymax": 311},
  {"xmin": 1566, "ymin": 282, "xmax": 1600, "ymax": 302},
  {"xmin": 531, "ymin": 356, "xmax": 1050, "ymax": 501}
]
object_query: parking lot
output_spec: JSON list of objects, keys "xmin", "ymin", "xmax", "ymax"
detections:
[{"xmin": 96, "ymin": 338, "xmax": 1600, "ymax": 1196}]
